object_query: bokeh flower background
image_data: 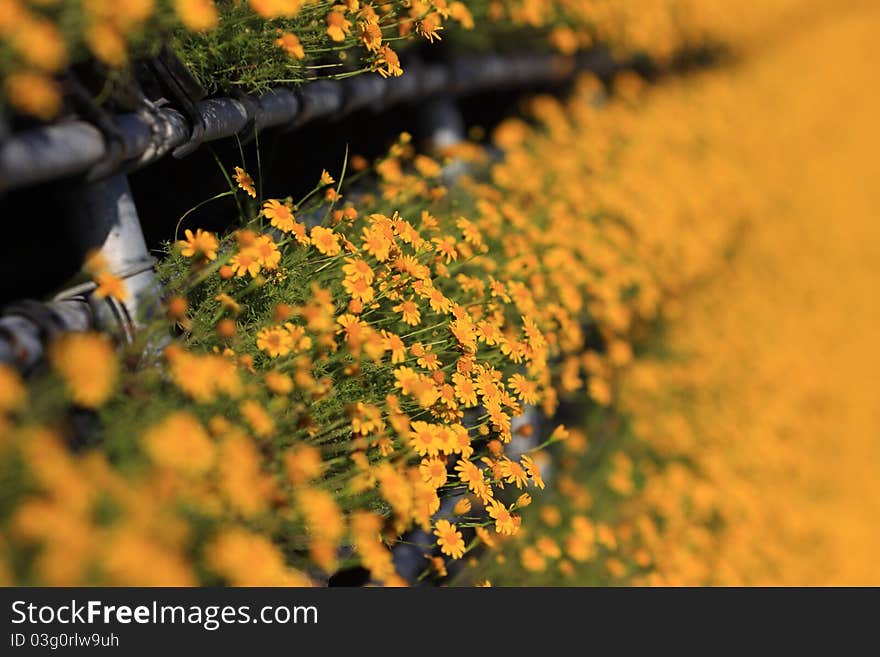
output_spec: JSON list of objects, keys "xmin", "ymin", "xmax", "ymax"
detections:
[{"xmin": 1, "ymin": 0, "xmax": 878, "ymax": 586}]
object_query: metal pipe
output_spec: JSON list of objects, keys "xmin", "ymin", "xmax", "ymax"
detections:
[
  {"xmin": 0, "ymin": 173, "xmax": 160, "ymax": 369},
  {"xmin": 0, "ymin": 51, "xmax": 620, "ymax": 194},
  {"xmin": 0, "ymin": 298, "xmax": 93, "ymax": 372},
  {"xmin": 63, "ymin": 173, "xmax": 159, "ymax": 338}
]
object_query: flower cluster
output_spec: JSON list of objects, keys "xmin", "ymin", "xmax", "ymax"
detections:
[
  {"xmin": 0, "ymin": 60, "xmax": 745, "ymax": 585},
  {"xmin": 2, "ymin": 0, "xmax": 870, "ymax": 588},
  {"xmin": 0, "ymin": 0, "xmax": 810, "ymax": 120}
]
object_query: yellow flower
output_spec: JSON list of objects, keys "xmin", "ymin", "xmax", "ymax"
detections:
[
  {"xmin": 521, "ymin": 454, "xmax": 545, "ymax": 489},
  {"xmin": 262, "ymin": 199, "xmax": 302, "ymax": 236},
  {"xmin": 419, "ymin": 457, "xmax": 448, "ymax": 488},
  {"xmin": 450, "ymin": 316, "xmax": 477, "ymax": 351},
  {"xmin": 449, "ymin": 1, "xmax": 474, "ymax": 29},
  {"xmin": 4, "ymin": 72, "xmax": 60, "ymax": 120},
  {"xmin": 250, "ymin": 0, "xmax": 303, "ymax": 19},
  {"xmin": 254, "ymin": 234, "xmax": 281, "ymax": 269},
  {"xmin": 174, "ymin": 0, "xmax": 218, "ymax": 32},
  {"xmin": 0, "ymin": 364, "xmax": 25, "ymax": 412},
  {"xmin": 515, "ymin": 492, "xmax": 533, "ymax": 508},
  {"xmin": 256, "ymin": 325, "xmax": 294, "ymax": 357},
  {"xmin": 229, "ymin": 248, "xmax": 261, "ymax": 277},
  {"xmin": 218, "ymin": 433, "xmax": 275, "ymax": 516},
  {"xmin": 455, "ymin": 459, "xmax": 483, "ymax": 492},
  {"xmin": 284, "ymin": 445, "xmax": 324, "ymax": 486},
  {"xmin": 179, "ymin": 228, "xmax": 218, "ymax": 261},
  {"xmin": 342, "ymin": 275, "xmax": 374, "ymax": 303},
  {"xmin": 508, "ymin": 373, "xmax": 540, "ymax": 405},
  {"xmin": 275, "ymin": 31, "xmax": 305, "ymax": 59},
  {"xmin": 416, "ymin": 13, "xmax": 443, "ymax": 43},
  {"xmin": 433, "ymin": 519, "xmax": 465, "ymax": 559},
  {"xmin": 101, "ymin": 531, "xmax": 196, "ymax": 586},
  {"xmin": 393, "ymin": 299, "xmax": 421, "ymax": 326},
  {"xmin": 497, "ymin": 457, "xmax": 529, "ymax": 489},
  {"xmin": 205, "ymin": 528, "xmax": 311, "ymax": 586},
  {"xmin": 521, "ymin": 546, "xmax": 546, "ymax": 573},
  {"xmin": 382, "ymin": 331, "xmax": 407, "ymax": 363},
  {"xmin": 417, "ymin": 350, "xmax": 440, "ymax": 371},
  {"xmin": 93, "ymin": 271, "xmax": 128, "ymax": 302},
  {"xmin": 164, "ymin": 346, "xmax": 242, "ymax": 402},
  {"xmin": 48, "ymin": 332, "xmax": 117, "ymax": 408},
  {"xmin": 374, "ymin": 45, "xmax": 403, "ymax": 78},
  {"xmin": 536, "ymin": 536, "xmax": 562, "ymax": 559},
  {"xmin": 343, "ymin": 257, "xmax": 375, "ymax": 284},
  {"xmin": 487, "ymin": 500, "xmax": 519, "ymax": 536},
  {"xmin": 549, "ymin": 26, "xmax": 579, "ymax": 55},
  {"xmin": 85, "ymin": 22, "xmax": 127, "ymax": 67},
  {"xmin": 358, "ymin": 20, "xmax": 382, "ymax": 52},
  {"xmin": 297, "ymin": 487, "xmax": 345, "ymax": 543},
  {"xmin": 310, "ymin": 226, "xmax": 341, "ymax": 256},
  {"xmin": 233, "ymin": 166, "xmax": 256, "ymax": 197},
  {"xmin": 214, "ymin": 293, "xmax": 241, "ymax": 315},
  {"xmin": 326, "ymin": 10, "xmax": 351, "ymax": 42},
  {"xmin": 453, "ymin": 497, "xmax": 472, "ymax": 515},
  {"xmin": 351, "ymin": 511, "xmax": 397, "ymax": 583},
  {"xmin": 12, "ymin": 18, "xmax": 67, "ymax": 72},
  {"xmin": 361, "ymin": 226, "xmax": 392, "ymax": 261},
  {"xmin": 265, "ymin": 371, "xmax": 293, "ymax": 395},
  {"xmin": 141, "ymin": 411, "xmax": 215, "ymax": 476},
  {"xmin": 408, "ymin": 421, "xmax": 439, "ymax": 457},
  {"xmin": 451, "ymin": 372, "xmax": 478, "ymax": 407},
  {"xmin": 240, "ymin": 399, "xmax": 275, "ymax": 437}
]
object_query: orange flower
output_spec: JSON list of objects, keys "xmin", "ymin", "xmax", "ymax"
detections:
[
  {"xmin": 326, "ymin": 10, "xmax": 351, "ymax": 41},
  {"xmin": 229, "ymin": 248, "xmax": 260, "ymax": 277},
  {"xmin": 343, "ymin": 257, "xmax": 375, "ymax": 285},
  {"xmin": 416, "ymin": 13, "xmax": 443, "ymax": 43},
  {"xmin": 310, "ymin": 226, "xmax": 341, "ymax": 256},
  {"xmin": 141, "ymin": 411, "xmax": 215, "ymax": 475},
  {"xmin": 0, "ymin": 364, "xmax": 25, "ymax": 412},
  {"xmin": 393, "ymin": 299, "xmax": 421, "ymax": 326},
  {"xmin": 419, "ymin": 457, "xmax": 448, "ymax": 488},
  {"xmin": 240, "ymin": 399, "xmax": 275, "ymax": 437},
  {"xmin": 497, "ymin": 457, "xmax": 529, "ymax": 489},
  {"xmin": 275, "ymin": 31, "xmax": 305, "ymax": 59},
  {"xmin": 175, "ymin": 0, "xmax": 218, "ymax": 32},
  {"xmin": 4, "ymin": 72, "xmax": 61, "ymax": 120},
  {"xmin": 93, "ymin": 271, "xmax": 128, "ymax": 302},
  {"xmin": 433, "ymin": 519, "xmax": 465, "ymax": 559},
  {"xmin": 48, "ymin": 332, "xmax": 117, "ymax": 408},
  {"xmin": 358, "ymin": 20, "xmax": 382, "ymax": 52},
  {"xmin": 361, "ymin": 226, "xmax": 392, "ymax": 261},
  {"xmin": 487, "ymin": 500, "xmax": 519, "ymax": 536},
  {"xmin": 375, "ymin": 44, "xmax": 403, "ymax": 78},
  {"xmin": 249, "ymin": 0, "xmax": 303, "ymax": 19},
  {"xmin": 453, "ymin": 497, "xmax": 472, "ymax": 516},
  {"xmin": 508, "ymin": 373, "xmax": 540, "ymax": 405},
  {"xmin": 233, "ymin": 166, "xmax": 256, "ymax": 197},
  {"xmin": 254, "ymin": 234, "xmax": 281, "ymax": 269},
  {"xmin": 262, "ymin": 199, "xmax": 300, "ymax": 235},
  {"xmin": 521, "ymin": 454, "xmax": 545, "ymax": 489},
  {"xmin": 343, "ymin": 276, "xmax": 374, "ymax": 303},
  {"xmin": 409, "ymin": 421, "xmax": 439, "ymax": 457},
  {"xmin": 256, "ymin": 326, "xmax": 295, "ymax": 357},
  {"xmin": 382, "ymin": 331, "xmax": 407, "ymax": 363},
  {"xmin": 179, "ymin": 228, "xmax": 219, "ymax": 261}
]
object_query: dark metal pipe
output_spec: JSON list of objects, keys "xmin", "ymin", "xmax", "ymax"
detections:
[{"xmin": 0, "ymin": 51, "xmax": 620, "ymax": 194}]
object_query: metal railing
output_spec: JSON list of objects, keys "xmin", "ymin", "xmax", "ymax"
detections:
[{"xmin": 0, "ymin": 51, "xmax": 618, "ymax": 195}]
